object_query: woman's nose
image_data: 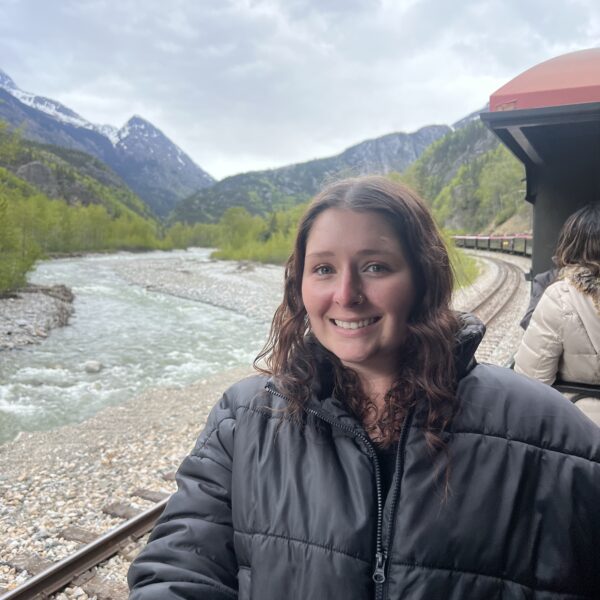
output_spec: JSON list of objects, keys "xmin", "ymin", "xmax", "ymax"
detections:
[{"xmin": 333, "ymin": 271, "xmax": 363, "ymax": 307}]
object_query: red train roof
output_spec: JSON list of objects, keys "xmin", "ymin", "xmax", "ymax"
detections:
[{"xmin": 490, "ymin": 48, "xmax": 600, "ymax": 112}]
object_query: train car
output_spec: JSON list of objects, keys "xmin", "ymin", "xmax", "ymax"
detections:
[
  {"xmin": 480, "ymin": 47, "xmax": 600, "ymax": 278},
  {"xmin": 480, "ymin": 48, "xmax": 600, "ymax": 402},
  {"xmin": 453, "ymin": 233, "xmax": 532, "ymax": 256}
]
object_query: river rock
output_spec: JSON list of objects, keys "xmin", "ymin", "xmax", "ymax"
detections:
[{"xmin": 83, "ymin": 361, "xmax": 103, "ymax": 374}]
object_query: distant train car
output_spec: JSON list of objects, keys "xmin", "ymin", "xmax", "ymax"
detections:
[
  {"xmin": 480, "ymin": 48, "xmax": 600, "ymax": 279},
  {"xmin": 453, "ymin": 234, "xmax": 532, "ymax": 256}
]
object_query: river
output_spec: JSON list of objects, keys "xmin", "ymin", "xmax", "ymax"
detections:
[{"xmin": 0, "ymin": 249, "xmax": 274, "ymax": 445}]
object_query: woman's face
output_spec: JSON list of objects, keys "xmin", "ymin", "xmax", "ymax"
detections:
[{"xmin": 301, "ymin": 208, "xmax": 416, "ymax": 383}]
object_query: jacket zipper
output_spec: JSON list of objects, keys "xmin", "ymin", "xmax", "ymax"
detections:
[
  {"xmin": 265, "ymin": 384, "xmax": 411, "ymax": 600},
  {"xmin": 304, "ymin": 406, "xmax": 387, "ymax": 591},
  {"xmin": 379, "ymin": 407, "xmax": 414, "ymax": 600}
]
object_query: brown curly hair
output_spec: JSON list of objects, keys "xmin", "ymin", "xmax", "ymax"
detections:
[
  {"xmin": 555, "ymin": 202, "xmax": 600, "ymax": 274},
  {"xmin": 255, "ymin": 176, "xmax": 460, "ymax": 448}
]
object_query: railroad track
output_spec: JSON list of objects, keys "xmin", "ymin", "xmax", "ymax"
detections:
[
  {"xmin": 1, "ymin": 256, "xmax": 527, "ymax": 600},
  {"xmin": 0, "ymin": 486, "xmax": 172, "ymax": 600},
  {"xmin": 464, "ymin": 253, "xmax": 529, "ymax": 367},
  {"xmin": 469, "ymin": 257, "xmax": 524, "ymax": 327}
]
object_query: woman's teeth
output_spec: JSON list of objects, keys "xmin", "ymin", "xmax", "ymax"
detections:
[{"xmin": 333, "ymin": 318, "xmax": 377, "ymax": 330}]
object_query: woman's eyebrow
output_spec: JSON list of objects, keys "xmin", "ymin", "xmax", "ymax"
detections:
[{"xmin": 306, "ymin": 249, "xmax": 397, "ymax": 259}]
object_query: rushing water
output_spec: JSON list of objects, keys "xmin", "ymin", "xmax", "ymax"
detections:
[{"xmin": 0, "ymin": 249, "xmax": 270, "ymax": 445}]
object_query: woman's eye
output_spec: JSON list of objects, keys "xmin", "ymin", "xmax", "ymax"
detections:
[
  {"xmin": 366, "ymin": 264, "xmax": 387, "ymax": 273},
  {"xmin": 315, "ymin": 265, "xmax": 332, "ymax": 275}
]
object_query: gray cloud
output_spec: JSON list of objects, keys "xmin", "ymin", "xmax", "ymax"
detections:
[{"xmin": 0, "ymin": 0, "xmax": 599, "ymax": 178}]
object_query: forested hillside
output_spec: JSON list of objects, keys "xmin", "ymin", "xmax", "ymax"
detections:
[
  {"xmin": 400, "ymin": 121, "xmax": 531, "ymax": 232},
  {"xmin": 0, "ymin": 122, "xmax": 171, "ymax": 292}
]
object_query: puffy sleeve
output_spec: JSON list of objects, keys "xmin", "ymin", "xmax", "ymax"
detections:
[
  {"xmin": 519, "ymin": 268, "xmax": 556, "ymax": 330},
  {"xmin": 128, "ymin": 391, "xmax": 238, "ymax": 600},
  {"xmin": 514, "ymin": 284, "xmax": 564, "ymax": 386}
]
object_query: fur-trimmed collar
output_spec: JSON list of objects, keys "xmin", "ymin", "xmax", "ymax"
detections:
[{"xmin": 560, "ymin": 265, "xmax": 600, "ymax": 315}]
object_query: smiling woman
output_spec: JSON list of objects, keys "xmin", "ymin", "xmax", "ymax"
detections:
[{"xmin": 128, "ymin": 176, "xmax": 600, "ymax": 600}]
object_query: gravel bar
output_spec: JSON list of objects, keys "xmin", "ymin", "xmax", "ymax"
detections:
[
  {"xmin": 0, "ymin": 251, "xmax": 530, "ymax": 598},
  {"xmin": 0, "ymin": 285, "xmax": 74, "ymax": 351}
]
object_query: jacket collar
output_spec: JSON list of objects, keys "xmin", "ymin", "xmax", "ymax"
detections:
[
  {"xmin": 560, "ymin": 265, "xmax": 600, "ymax": 315},
  {"xmin": 454, "ymin": 312, "xmax": 485, "ymax": 379}
]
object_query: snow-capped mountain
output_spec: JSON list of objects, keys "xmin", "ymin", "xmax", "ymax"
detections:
[
  {"xmin": 0, "ymin": 69, "xmax": 215, "ymax": 216},
  {"xmin": 0, "ymin": 69, "xmax": 122, "ymax": 140},
  {"xmin": 95, "ymin": 123, "xmax": 120, "ymax": 145}
]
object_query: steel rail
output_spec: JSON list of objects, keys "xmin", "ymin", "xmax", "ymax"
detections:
[
  {"xmin": 468, "ymin": 256, "xmax": 511, "ymax": 316},
  {"xmin": 0, "ymin": 497, "xmax": 169, "ymax": 600},
  {"xmin": 482, "ymin": 262, "xmax": 523, "ymax": 327}
]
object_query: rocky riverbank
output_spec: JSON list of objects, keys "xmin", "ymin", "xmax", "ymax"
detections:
[{"xmin": 0, "ymin": 284, "xmax": 75, "ymax": 351}]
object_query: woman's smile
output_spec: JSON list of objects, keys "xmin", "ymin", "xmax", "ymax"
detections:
[{"xmin": 331, "ymin": 317, "xmax": 380, "ymax": 330}]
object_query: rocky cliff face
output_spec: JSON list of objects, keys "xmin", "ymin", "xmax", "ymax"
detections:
[
  {"xmin": 14, "ymin": 159, "xmax": 117, "ymax": 208},
  {"xmin": 337, "ymin": 125, "xmax": 452, "ymax": 174},
  {"xmin": 171, "ymin": 124, "xmax": 451, "ymax": 223},
  {"xmin": 0, "ymin": 70, "xmax": 214, "ymax": 216}
]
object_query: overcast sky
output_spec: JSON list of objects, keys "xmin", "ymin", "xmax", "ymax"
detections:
[{"xmin": 1, "ymin": 0, "xmax": 599, "ymax": 180}]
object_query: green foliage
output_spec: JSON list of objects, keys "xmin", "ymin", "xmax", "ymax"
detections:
[
  {"xmin": 218, "ymin": 207, "xmax": 267, "ymax": 249},
  {"xmin": 202, "ymin": 204, "xmax": 306, "ymax": 263},
  {"xmin": 212, "ymin": 206, "xmax": 288, "ymax": 262},
  {"xmin": 431, "ymin": 145, "xmax": 525, "ymax": 232},
  {"xmin": 151, "ymin": 217, "xmax": 224, "ymax": 250},
  {"xmin": 0, "ymin": 122, "xmax": 22, "ymax": 164},
  {"xmin": 169, "ymin": 171, "xmax": 309, "ymax": 225},
  {"xmin": 0, "ymin": 182, "xmax": 40, "ymax": 294},
  {"xmin": 401, "ymin": 121, "xmax": 498, "ymax": 205},
  {"xmin": 448, "ymin": 243, "xmax": 480, "ymax": 289}
]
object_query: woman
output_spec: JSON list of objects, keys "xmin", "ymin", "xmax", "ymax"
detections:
[
  {"xmin": 128, "ymin": 177, "xmax": 600, "ymax": 599},
  {"xmin": 515, "ymin": 203, "xmax": 600, "ymax": 393}
]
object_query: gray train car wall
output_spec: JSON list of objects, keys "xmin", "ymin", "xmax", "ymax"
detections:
[{"xmin": 480, "ymin": 48, "xmax": 600, "ymax": 278}]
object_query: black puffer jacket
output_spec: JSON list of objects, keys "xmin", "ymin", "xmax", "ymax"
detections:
[{"xmin": 128, "ymin": 318, "xmax": 600, "ymax": 599}]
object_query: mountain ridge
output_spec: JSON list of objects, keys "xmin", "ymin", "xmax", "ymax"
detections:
[
  {"xmin": 0, "ymin": 69, "xmax": 214, "ymax": 216},
  {"xmin": 170, "ymin": 123, "xmax": 451, "ymax": 223}
]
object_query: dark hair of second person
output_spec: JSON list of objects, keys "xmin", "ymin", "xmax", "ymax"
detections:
[{"xmin": 554, "ymin": 202, "xmax": 600, "ymax": 272}]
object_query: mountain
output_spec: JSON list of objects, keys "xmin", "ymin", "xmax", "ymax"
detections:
[
  {"xmin": 0, "ymin": 69, "xmax": 214, "ymax": 216},
  {"xmin": 170, "ymin": 124, "xmax": 451, "ymax": 223}
]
